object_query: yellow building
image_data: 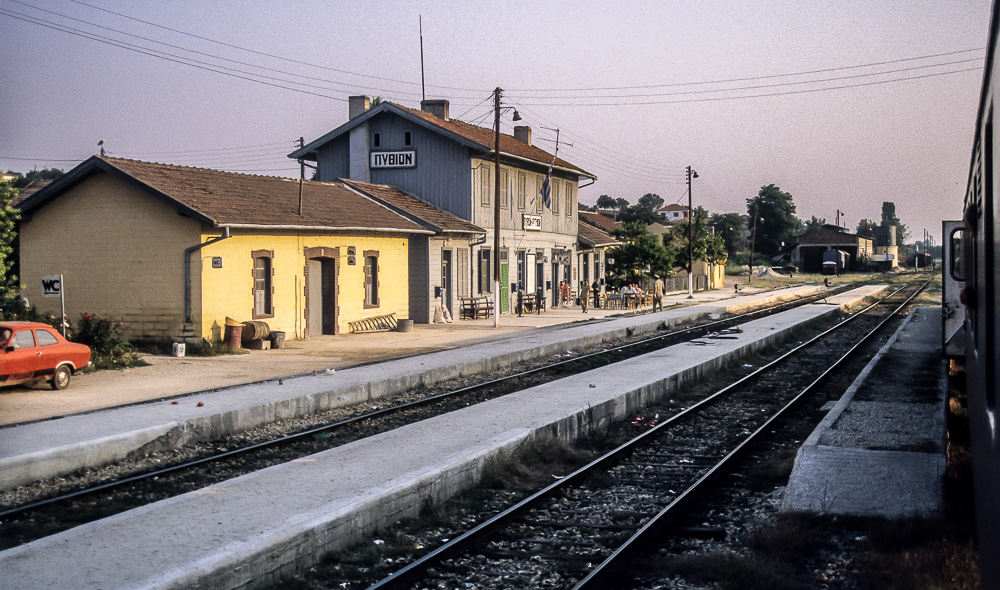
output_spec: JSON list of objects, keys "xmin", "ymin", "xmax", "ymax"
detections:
[{"xmin": 16, "ymin": 156, "xmax": 480, "ymax": 341}]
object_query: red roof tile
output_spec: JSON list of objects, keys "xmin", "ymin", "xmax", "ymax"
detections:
[{"xmin": 340, "ymin": 179, "xmax": 485, "ymax": 235}]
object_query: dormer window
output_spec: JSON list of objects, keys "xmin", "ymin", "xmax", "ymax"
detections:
[
  {"xmin": 373, "ymin": 132, "xmax": 381, "ymax": 147},
  {"xmin": 404, "ymin": 131, "xmax": 412, "ymax": 146}
]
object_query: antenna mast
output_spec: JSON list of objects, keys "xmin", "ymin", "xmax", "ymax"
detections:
[{"xmin": 419, "ymin": 16, "xmax": 426, "ymax": 102}]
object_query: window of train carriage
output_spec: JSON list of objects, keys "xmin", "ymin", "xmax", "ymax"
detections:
[
  {"xmin": 950, "ymin": 228, "xmax": 964, "ymax": 282},
  {"xmin": 252, "ymin": 250, "xmax": 274, "ymax": 319},
  {"xmin": 364, "ymin": 251, "xmax": 380, "ymax": 308}
]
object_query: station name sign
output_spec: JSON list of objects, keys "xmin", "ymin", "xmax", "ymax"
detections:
[
  {"xmin": 523, "ymin": 214, "xmax": 542, "ymax": 231},
  {"xmin": 370, "ymin": 151, "xmax": 416, "ymax": 169}
]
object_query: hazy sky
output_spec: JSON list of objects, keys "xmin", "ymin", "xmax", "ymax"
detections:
[{"xmin": 1, "ymin": 0, "xmax": 991, "ymax": 242}]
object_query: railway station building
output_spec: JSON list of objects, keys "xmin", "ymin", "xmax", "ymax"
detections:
[
  {"xmin": 289, "ymin": 96, "xmax": 597, "ymax": 315},
  {"xmin": 15, "ymin": 156, "xmax": 483, "ymax": 341}
]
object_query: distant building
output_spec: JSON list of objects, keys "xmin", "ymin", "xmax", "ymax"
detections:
[
  {"xmin": 793, "ymin": 224, "xmax": 873, "ymax": 273},
  {"xmin": 657, "ymin": 203, "xmax": 688, "ymax": 222}
]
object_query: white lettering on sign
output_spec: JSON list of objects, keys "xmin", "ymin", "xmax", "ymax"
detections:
[
  {"xmin": 41, "ymin": 274, "xmax": 61, "ymax": 297},
  {"xmin": 523, "ymin": 214, "xmax": 542, "ymax": 231},
  {"xmin": 370, "ymin": 151, "xmax": 417, "ymax": 169}
]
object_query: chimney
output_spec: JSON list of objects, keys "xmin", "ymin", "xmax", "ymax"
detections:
[
  {"xmin": 514, "ymin": 126, "xmax": 532, "ymax": 146},
  {"xmin": 349, "ymin": 95, "xmax": 371, "ymax": 119},
  {"xmin": 420, "ymin": 99, "xmax": 450, "ymax": 121}
]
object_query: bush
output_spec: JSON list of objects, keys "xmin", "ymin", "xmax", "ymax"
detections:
[
  {"xmin": 74, "ymin": 313, "xmax": 147, "ymax": 369},
  {"xmin": 0, "ymin": 297, "xmax": 66, "ymax": 331}
]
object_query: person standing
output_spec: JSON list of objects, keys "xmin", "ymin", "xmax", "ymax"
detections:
[
  {"xmin": 653, "ymin": 275, "xmax": 664, "ymax": 312},
  {"xmin": 580, "ymin": 280, "xmax": 591, "ymax": 313},
  {"xmin": 592, "ymin": 280, "xmax": 601, "ymax": 309}
]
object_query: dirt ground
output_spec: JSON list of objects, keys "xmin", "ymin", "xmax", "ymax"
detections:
[{"xmin": 0, "ymin": 306, "xmax": 628, "ymax": 426}]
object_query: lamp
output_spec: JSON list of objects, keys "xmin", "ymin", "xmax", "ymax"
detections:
[{"xmin": 512, "ymin": 110, "xmax": 522, "ymax": 121}]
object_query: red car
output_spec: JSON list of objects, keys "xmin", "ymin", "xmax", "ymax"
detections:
[{"xmin": 0, "ymin": 322, "xmax": 91, "ymax": 390}]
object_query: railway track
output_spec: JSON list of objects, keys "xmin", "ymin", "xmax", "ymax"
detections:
[
  {"xmin": 0, "ymin": 283, "xmax": 861, "ymax": 549},
  {"xmin": 362, "ymin": 280, "xmax": 929, "ymax": 590}
]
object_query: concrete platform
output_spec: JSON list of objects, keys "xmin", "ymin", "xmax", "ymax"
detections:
[
  {"xmin": 781, "ymin": 307, "xmax": 947, "ymax": 517},
  {"xmin": 0, "ymin": 286, "xmax": 832, "ymax": 491},
  {"xmin": 0, "ymin": 287, "xmax": 884, "ymax": 590}
]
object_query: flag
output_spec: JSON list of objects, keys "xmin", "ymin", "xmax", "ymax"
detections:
[{"xmin": 541, "ymin": 158, "xmax": 555, "ymax": 208}]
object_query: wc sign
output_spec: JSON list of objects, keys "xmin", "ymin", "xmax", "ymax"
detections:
[{"xmin": 41, "ymin": 274, "xmax": 62, "ymax": 297}]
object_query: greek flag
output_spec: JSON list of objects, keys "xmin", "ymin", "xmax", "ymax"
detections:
[{"xmin": 540, "ymin": 159, "xmax": 554, "ymax": 208}]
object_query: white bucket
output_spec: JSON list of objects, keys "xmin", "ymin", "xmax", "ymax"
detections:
[{"xmin": 172, "ymin": 342, "xmax": 186, "ymax": 357}]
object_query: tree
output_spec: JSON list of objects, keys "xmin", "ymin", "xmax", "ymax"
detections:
[
  {"xmin": 803, "ymin": 216, "xmax": 826, "ymax": 234},
  {"xmin": 606, "ymin": 221, "xmax": 676, "ymax": 285},
  {"xmin": 0, "ymin": 182, "xmax": 21, "ymax": 299},
  {"xmin": 709, "ymin": 212, "xmax": 748, "ymax": 256},
  {"xmin": 880, "ymin": 201, "xmax": 910, "ymax": 245},
  {"xmin": 856, "ymin": 219, "xmax": 877, "ymax": 239},
  {"xmin": 596, "ymin": 194, "xmax": 622, "ymax": 220},
  {"xmin": 668, "ymin": 206, "xmax": 726, "ymax": 274},
  {"xmin": 596, "ymin": 194, "xmax": 616, "ymax": 210},
  {"xmin": 10, "ymin": 168, "xmax": 63, "ymax": 189},
  {"xmin": 746, "ymin": 185, "xmax": 803, "ymax": 256},
  {"xmin": 618, "ymin": 193, "xmax": 664, "ymax": 225}
]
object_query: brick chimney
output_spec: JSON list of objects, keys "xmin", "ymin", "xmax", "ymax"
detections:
[
  {"xmin": 514, "ymin": 126, "xmax": 532, "ymax": 146},
  {"xmin": 349, "ymin": 95, "xmax": 371, "ymax": 119},
  {"xmin": 420, "ymin": 99, "xmax": 450, "ymax": 121}
]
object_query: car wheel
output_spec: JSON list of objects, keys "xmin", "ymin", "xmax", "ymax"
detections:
[{"xmin": 51, "ymin": 365, "xmax": 72, "ymax": 390}]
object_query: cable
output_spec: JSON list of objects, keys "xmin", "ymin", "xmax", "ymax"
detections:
[
  {"xmin": 508, "ymin": 47, "xmax": 984, "ymax": 93},
  {"xmin": 65, "ymin": 0, "xmax": 486, "ymax": 96}
]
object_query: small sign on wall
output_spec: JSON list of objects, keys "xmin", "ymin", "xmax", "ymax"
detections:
[
  {"xmin": 370, "ymin": 151, "xmax": 416, "ymax": 169},
  {"xmin": 212, "ymin": 257, "xmax": 223, "ymax": 268},
  {"xmin": 41, "ymin": 275, "xmax": 61, "ymax": 297},
  {"xmin": 523, "ymin": 214, "xmax": 542, "ymax": 231}
]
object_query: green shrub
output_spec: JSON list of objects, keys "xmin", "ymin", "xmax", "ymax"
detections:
[{"xmin": 74, "ymin": 313, "xmax": 147, "ymax": 369}]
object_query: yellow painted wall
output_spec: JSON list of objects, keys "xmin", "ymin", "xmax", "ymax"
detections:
[
  {"xmin": 20, "ymin": 172, "xmax": 412, "ymax": 341},
  {"xmin": 197, "ymin": 231, "xmax": 410, "ymax": 340},
  {"xmin": 19, "ymin": 174, "xmax": 201, "ymax": 337}
]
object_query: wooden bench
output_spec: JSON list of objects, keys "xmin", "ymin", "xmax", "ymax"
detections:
[
  {"xmin": 459, "ymin": 296, "xmax": 494, "ymax": 319},
  {"xmin": 348, "ymin": 312, "xmax": 397, "ymax": 333}
]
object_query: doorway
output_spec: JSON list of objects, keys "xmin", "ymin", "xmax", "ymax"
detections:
[
  {"xmin": 307, "ymin": 256, "xmax": 338, "ymax": 336},
  {"xmin": 441, "ymin": 249, "xmax": 453, "ymax": 316}
]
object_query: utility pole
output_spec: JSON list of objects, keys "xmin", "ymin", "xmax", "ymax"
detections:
[
  {"xmin": 493, "ymin": 87, "xmax": 502, "ymax": 328},
  {"xmin": 749, "ymin": 199, "xmax": 758, "ymax": 284},
  {"xmin": 686, "ymin": 165, "xmax": 698, "ymax": 298},
  {"xmin": 297, "ymin": 137, "xmax": 305, "ymax": 216},
  {"xmin": 836, "ymin": 208, "xmax": 844, "ymax": 228}
]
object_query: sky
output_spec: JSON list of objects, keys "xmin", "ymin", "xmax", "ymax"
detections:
[{"xmin": 1, "ymin": 0, "xmax": 992, "ymax": 243}]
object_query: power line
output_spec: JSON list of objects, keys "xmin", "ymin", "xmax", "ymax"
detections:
[
  {"xmin": 0, "ymin": 7, "xmax": 349, "ymax": 102},
  {"xmin": 65, "ymin": 0, "xmax": 486, "ymax": 96},
  {"xmin": 508, "ymin": 58, "xmax": 981, "ymax": 101},
  {"xmin": 508, "ymin": 47, "xmax": 984, "ymax": 93}
]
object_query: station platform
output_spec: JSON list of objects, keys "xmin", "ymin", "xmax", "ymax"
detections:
[
  {"xmin": 0, "ymin": 285, "xmax": 829, "ymax": 491},
  {"xmin": 0, "ymin": 286, "xmax": 885, "ymax": 590},
  {"xmin": 782, "ymin": 306, "xmax": 947, "ymax": 517}
]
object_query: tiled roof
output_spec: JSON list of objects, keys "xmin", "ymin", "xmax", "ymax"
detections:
[
  {"xmin": 291, "ymin": 101, "xmax": 594, "ymax": 179},
  {"xmin": 18, "ymin": 157, "xmax": 431, "ymax": 234},
  {"xmin": 11, "ymin": 180, "xmax": 53, "ymax": 206},
  {"xmin": 578, "ymin": 220, "xmax": 619, "ymax": 248},
  {"xmin": 391, "ymin": 103, "xmax": 593, "ymax": 177},
  {"xmin": 579, "ymin": 211, "xmax": 619, "ymax": 233},
  {"xmin": 340, "ymin": 178, "xmax": 485, "ymax": 235}
]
